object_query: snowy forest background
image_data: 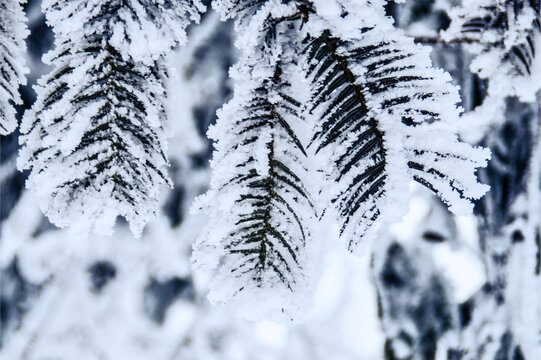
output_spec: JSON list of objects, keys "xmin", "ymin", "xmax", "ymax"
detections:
[{"xmin": 1, "ymin": 0, "xmax": 540, "ymax": 359}]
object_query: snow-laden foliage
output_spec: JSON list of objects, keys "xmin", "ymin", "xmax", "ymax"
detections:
[
  {"xmin": 19, "ymin": 50, "xmax": 170, "ymax": 236},
  {"xmin": 2, "ymin": 11, "xmax": 386, "ymax": 357},
  {"xmin": 4, "ymin": 0, "xmax": 541, "ymax": 358},
  {"xmin": 443, "ymin": 0, "xmax": 541, "ymax": 102},
  {"xmin": 0, "ymin": 0, "xmax": 29, "ymax": 135},
  {"xmin": 304, "ymin": 0, "xmax": 490, "ymax": 253},
  {"xmin": 193, "ymin": 0, "xmax": 490, "ymax": 319},
  {"xmin": 18, "ymin": 0, "xmax": 204, "ymax": 236},
  {"xmin": 193, "ymin": 4, "xmax": 319, "ymax": 320},
  {"xmin": 41, "ymin": 0, "xmax": 205, "ymax": 64}
]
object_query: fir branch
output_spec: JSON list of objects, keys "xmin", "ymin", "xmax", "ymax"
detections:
[
  {"xmin": 304, "ymin": 1, "xmax": 490, "ymax": 252},
  {"xmin": 0, "ymin": 0, "xmax": 28, "ymax": 135},
  {"xmin": 18, "ymin": 0, "xmax": 204, "ymax": 235}
]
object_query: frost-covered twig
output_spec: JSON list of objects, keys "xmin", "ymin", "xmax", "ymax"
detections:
[
  {"xmin": 0, "ymin": 0, "xmax": 29, "ymax": 135},
  {"xmin": 193, "ymin": 0, "xmax": 490, "ymax": 320},
  {"xmin": 18, "ymin": 0, "xmax": 205, "ymax": 236}
]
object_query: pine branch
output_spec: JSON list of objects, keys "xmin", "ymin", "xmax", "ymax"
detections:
[
  {"xmin": 44, "ymin": 0, "xmax": 205, "ymax": 62},
  {"xmin": 304, "ymin": 1, "xmax": 490, "ymax": 253},
  {"xmin": 0, "ymin": 0, "xmax": 28, "ymax": 135},
  {"xmin": 222, "ymin": 75, "xmax": 311, "ymax": 284},
  {"xmin": 18, "ymin": 0, "xmax": 204, "ymax": 235},
  {"xmin": 195, "ymin": 0, "xmax": 490, "ymax": 317},
  {"xmin": 193, "ymin": 4, "xmax": 316, "ymax": 319}
]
